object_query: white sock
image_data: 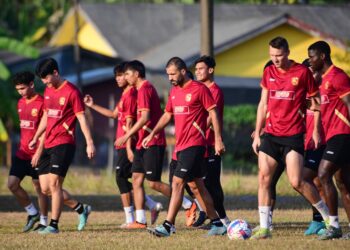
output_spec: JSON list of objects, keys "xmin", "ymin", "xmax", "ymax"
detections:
[
  {"xmin": 124, "ymin": 206, "xmax": 135, "ymax": 224},
  {"xmin": 269, "ymin": 210, "xmax": 273, "ymax": 227},
  {"xmin": 24, "ymin": 203, "xmax": 38, "ymax": 216},
  {"xmin": 259, "ymin": 206, "xmax": 270, "ymax": 229},
  {"xmin": 329, "ymin": 216, "xmax": 340, "ymax": 228},
  {"xmin": 194, "ymin": 199, "xmax": 204, "ymax": 212},
  {"xmin": 220, "ymin": 216, "xmax": 230, "ymax": 227},
  {"xmin": 40, "ymin": 215, "xmax": 48, "ymax": 226},
  {"xmin": 182, "ymin": 197, "xmax": 192, "ymax": 210},
  {"xmin": 145, "ymin": 195, "xmax": 156, "ymax": 210},
  {"xmin": 136, "ymin": 209, "xmax": 146, "ymax": 224},
  {"xmin": 312, "ymin": 200, "xmax": 330, "ymax": 222}
]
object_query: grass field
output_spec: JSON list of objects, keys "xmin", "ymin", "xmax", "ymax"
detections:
[{"xmin": 0, "ymin": 209, "xmax": 349, "ymax": 249}]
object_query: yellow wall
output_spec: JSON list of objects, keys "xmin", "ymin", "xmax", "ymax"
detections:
[
  {"xmin": 50, "ymin": 11, "xmax": 117, "ymax": 57},
  {"xmin": 215, "ymin": 24, "xmax": 350, "ymax": 78}
]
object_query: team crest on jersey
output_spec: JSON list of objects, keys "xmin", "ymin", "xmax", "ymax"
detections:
[
  {"xmin": 31, "ymin": 108, "xmax": 38, "ymax": 117},
  {"xmin": 291, "ymin": 77, "xmax": 299, "ymax": 86},
  {"xmin": 185, "ymin": 94, "xmax": 192, "ymax": 102},
  {"xmin": 325, "ymin": 81, "xmax": 330, "ymax": 89},
  {"xmin": 59, "ymin": 97, "xmax": 65, "ymax": 106},
  {"xmin": 119, "ymin": 100, "xmax": 123, "ymax": 108}
]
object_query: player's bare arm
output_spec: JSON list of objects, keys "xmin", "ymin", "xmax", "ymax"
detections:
[
  {"xmin": 125, "ymin": 117, "xmax": 135, "ymax": 162},
  {"xmin": 76, "ymin": 113, "xmax": 96, "ymax": 159},
  {"xmin": 208, "ymin": 108, "xmax": 225, "ymax": 155},
  {"xmin": 142, "ymin": 112, "xmax": 172, "ymax": 148},
  {"xmin": 84, "ymin": 94, "xmax": 118, "ymax": 119},
  {"xmin": 116, "ymin": 109, "xmax": 150, "ymax": 147},
  {"xmin": 252, "ymin": 88, "xmax": 268, "ymax": 155},
  {"xmin": 29, "ymin": 111, "xmax": 47, "ymax": 149},
  {"xmin": 310, "ymin": 94, "xmax": 321, "ymax": 149},
  {"xmin": 31, "ymin": 133, "xmax": 45, "ymax": 167}
]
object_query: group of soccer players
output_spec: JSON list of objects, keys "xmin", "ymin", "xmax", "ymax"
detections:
[{"xmin": 7, "ymin": 36, "xmax": 350, "ymax": 240}]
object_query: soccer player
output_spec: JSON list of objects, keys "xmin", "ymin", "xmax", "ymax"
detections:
[
  {"xmin": 192, "ymin": 55, "xmax": 230, "ymax": 227},
  {"xmin": 83, "ymin": 62, "xmax": 163, "ymax": 226},
  {"xmin": 8, "ymin": 71, "xmax": 48, "ymax": 232},
  {"xmin": 251, "ymin": 37, "xmax": 330, "ymax": 239},
  {"xmin": 308, "ymin": 41, "xmax": 350, "ymax": 240},
  {"xmin": 115, "ymin": 60, "xmax": 170, "ymax": 229},
  {"xmin": 29, "ymin": 58, "xmax": 96, "ymax": 234},
  {"xmin": 144, "ymin": 57, "xmax": 226, "ymax": 237}
]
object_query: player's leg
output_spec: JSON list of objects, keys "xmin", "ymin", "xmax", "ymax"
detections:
[
  {"xmin": 335, "ymin": 166, "xmax": 350, "ymax": 239},
  {"xmin": 269, "ymin": 162, "xmax": 284, "ymax": 230},
  {"xmin": 32, "ymin": 178, "xmax": 48, "ymax": 231}
]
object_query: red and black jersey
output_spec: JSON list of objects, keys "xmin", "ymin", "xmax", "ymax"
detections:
[
  {"xmin": 320, "ymin": 65, "xmax": 350, "ymax": 141},
  {"xmin": 261, "ymin": 62, "xmax": 318, "ymax": 137},
  {"xmin": 44, "ymin": 81, "xmax": 85, "ymax": 148},
  {"xmin": 115, "ymin": 87, "xmax": 137, "ymax": 149},
  {"xmin": 205, "ymin": 82, "xmax": 224, "ymax": 146},
  {"xmin": 16, "ymin": 95, "xmax": 44, "ymax": 160},
  {"xmin": 165, "ymin": 80, "xmax": 216, "ymax": 153},
  {"xmin": 136, "ymin": 80, "xmax": 166, "ymax": 149}
]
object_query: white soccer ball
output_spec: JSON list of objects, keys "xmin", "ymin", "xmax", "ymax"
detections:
[{"xmin": 227, "ymin": 219, "xmax": 252, "ymax": 240}]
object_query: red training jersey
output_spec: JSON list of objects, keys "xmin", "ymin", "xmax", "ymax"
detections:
[
  {"xmin": 320, "ymin": 65, "xmax": 350, "ymax": 141},
  {"xmin": 136, "ymin": 80, "xmax": 166, "ymax": 149},
  {"xmin": 16, "ymin": 95, "xmax": 44, "ymax": 160},
  {"xmin": 115, "ymin": 87, "xmax": 137, "ymax": 149},
  {"xmin": 165, "ymin": 80, "xmax": 216, "ymax": 153},
  {"xmin": 261, "ymin": 62, "xmax": 318, "ymax": 136},
  {"xmin": 44, "ymin": 81, "xmax": 85, "ymax": 148},
  {"xmin": 205, "ymin": 82, "xmax": 224, "ymax": 146}
]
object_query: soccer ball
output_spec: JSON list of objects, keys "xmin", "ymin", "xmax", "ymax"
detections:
[{"xmin": 227, "ymin": 219, "xmax": 252, "ymax": 240}]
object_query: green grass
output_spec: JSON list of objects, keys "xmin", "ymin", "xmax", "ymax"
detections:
[
  {"xmin": 0, "ymin": 210, "xmax": 349, "ymax": 249},
  {"xmin": 0, "ymin": 167, "xmax": 298, "ymax": 196}
]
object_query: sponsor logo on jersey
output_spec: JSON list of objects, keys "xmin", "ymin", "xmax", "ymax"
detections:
[
  {"xmin": 270, "ymin": 90, "xmax": 295, "ymax": 100},
  {"xmin": 291, "ymin": 77, "xmax": 299, "ymax": 86},
  {"xmin": 59, "ymin": 97, "xmax": 65, "ymax": 106},
  {"xmin": 31, "ymin": 108, "xmax": 38, "ymax": 117},
  {"xmin": 45, "ymin": 96, "xmax": 49, "ymax": 99},
  {"xmin": 174, "ymin": 106, "xmax": 190, "ymax": 114},
  {"xmin": 20, "ymin": 120, "xmax": 34, "ymax": 129},
  {"xmin": 185, "ymin": 93, "xmax": 192, "ymax": 102},
  {"xmin": 171, "ymin": 96, "xmax": 175, "ymax": 99},
  {"xmin": 321, "ymin": 95, "xmax": 330, "ymax": 104},
  {"xmin": 269, "ymin": 78, "xmax": 276, "ymax": 82},
  {"xmin": 325, "ymin": 81, "xmax": 330, "ymax": 90},
  {"xmin": 18, "ymin": 109, "xmax": 22, "ymax": 113},
  {"xmin": 47, "ymin": 109, "xmax": 63, "ymax": 118}
]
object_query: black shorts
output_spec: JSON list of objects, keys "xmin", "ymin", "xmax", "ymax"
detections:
[
  {"xmin": 206, "ymin": 146, "xmax": 221, "ymax": 172},
  {"xmin": 115, "ymin": 148, "xmax": 132, "ymax": 179},
  {"xmin": 174, "ymin": 146, "xmax": 206, "ymax": 181},
  {"xmin": 322, "ymin": 134, "xmax": 350, "ymax": 166},
  {"xmin": 37, "ymin": 144, "xmax": 75, "ymax": 178},
  {"xmin": 9, "ymin": 156, "xmax": 38, "ymax": 180},
  {"xmin": 304, "ymin": 145, "xmax": 326, "ymax": 171},
  {"xmin": 131, "ymin": 145, "xmax": 165, "ymax": 181},
  {"xmin": 259, "ymin": 133, "xmax": 304, "ymax": 162}
]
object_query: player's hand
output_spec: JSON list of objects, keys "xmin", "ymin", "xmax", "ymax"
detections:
[
  {"xmin": 215, "ymin": 139, "xmax": 225, "ymax": 155},
  {"xmin": 84, "ymin": 95, "xmax": 94, "ymax": 107},
  {"xmin": 115, "ymin": 135, "xmax": 128, "ymax": 147},
  {"xmin": 312, "ymin": 130, "xmax": 321, "ymax": 149},
  {"xmin": 86, "ymin": 143, "xmax": 96, "ymax": 159},
  {"xmin": 252, "ymin": 136, "xmax": 261, "ymax": 156},
  {"xmin": 126, "ymin": 148, "xmax": 134, "ymax": 162},
  {"xmin": 28, "ymin": 138, "xmax": 37, "ymax": 150},
  {"xmin": 31, "ymin": 151, "xmax": 41, "ymax": 167},
  {"xmin": 142, "ymin": 134, "xmax": 154, "ymax": 149}
]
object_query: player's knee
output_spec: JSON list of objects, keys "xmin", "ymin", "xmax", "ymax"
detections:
[
  {"xmin": 116, "ymin": 176, "xmax": 132, "ymax": 194},
  {"xmin": 318, "ymin": 169, "xmax": 330, "ymax": 184},
  {"xmin": 290, "ymin": 178, "xmax": 303, "ymax": 191},
  {"xmin": 32, "ymin": 181, "xmax": 41, "ymax": 193},
  {"xmin": 171, "ymin": 179, "xmax": 184, "ymax": 192},
  {"xmin": 7, "ymin": 180, "xmax": 19, "ymax": 193},
  {"xmin": 41, "ymin": 187, "xmax": 51, "ymax": 196},
  {"xmin": 148, "ymin": 181, "xmax": 159, "ymax": 190},
  {"xmin": 335, "ymin": 176, "xmax": 346, "ymax": 193}
]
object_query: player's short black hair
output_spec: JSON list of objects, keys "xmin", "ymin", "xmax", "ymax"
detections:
[
  {"xmin": 308, "ymin": 41, "xmax": 331, "ymax": 61},
  {"xmin": 263, "ymin": 60, "xmax": 273, "ymax": 70},
  {"xmin": 124, "ymin": 60, "xmax": 146, "ymax": 78},
  {"xmin": 301, "ymin": 58, "xmax": 310, "ymax": 67},
  {"xmin": 186, "ymin": 70, "xmax": 194, "ymax": 80},
  {"xmin": 35, "ymin": 57, "xmax": 59, "ymax": 78},
  {"xmin": 12, "ymin": 71, "xmax": 35, "ymax": 86},
  {"xmin": 194, "ymin": 55, "xmax": 216, "ymax": 68},
  {"xmin": 113, "ymin": 61, "xmax": 128, "ymax": 75},
  {"xmin": 269, "ymin": 36, "xmax": 289, "ymax": 52},
  {"xmin": 166, "ymin": 57, "xmax": 187, "ymax": 71}
]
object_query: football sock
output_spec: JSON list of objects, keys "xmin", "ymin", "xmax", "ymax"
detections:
[
  {"xmin": 136, "ymin": 209, "xmax": 146, "ymax": 224},
  {"xmin": 312, "ymin": 207, "xmax": 323, "ymax": 222},
  {"xmin": 182, "ymin": 197, "xmax": 192, "ymax": 210},
  {"xmin": 194, "ymin": 199, "xmax": 204, "ymax": 212},
  {"xmin": 73, "ymin": 202, "xmax": 84, "ymax": 214},
  {"xmin": 329, "ymin": 216, "xmax": 340, "ymax": 228},
  {"xmin": 40, "ymin": 215, "xmax": 48, "ymax": 226},
  {"xmin": 145, "ymin": 195, "xmax": 156, "ymax": 210},
  {"xmin": 124, "ymin": 206, "xmax": 135, "ymax": 224},
  {"xmin": 220, "ymin": 216, "xmax": 230, "ymax": 227},
  {"xmin": 210, "ymin": 218, "xmax": 223, "ymax": 227},
  {"xmin": 49, "ymin": 219, "xmax": 59, "ymax": 229},
  {"xmin": 259, "ymin": 206, "xmax": 270, "ymax": 229},
  {"xmin": 163, "ymin": 220, "xmax": 173, "ymax": 233},
  {"xmin": 24, "ymin": 203, "xmax": 38, "ymax": 216},
  {"xmin": 312, "ymin": 200, "xmax": 329, "ymax": 221},
  {"xmin": 269, "ymin": 210, "xmax": 273, "ymax": 227}
]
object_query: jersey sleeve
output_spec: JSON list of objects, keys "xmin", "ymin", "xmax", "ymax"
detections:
[
  {"xmin": 200, "ymin": 86, "xmax": 216, "ymax": 111},
  {"xmin": 305, "ymin": 69, "xmax": 318, "ymax": 96},
  {"xmin": 70, "ymin": 88, "xmax": 85, "ymax": 114},
  {"xmin": 333, "ymin": 73, "xmax": 350, "ymax": 98},
  {"xmin": 260, "ymin": 68, "xmax": 269, "ymax": 89},
  {"xmin": 137, "ymin": 86, "xmax": 151, "ymax": 111},
  {"xmin": 211, "ymin": 87, "xmax": 224, "ymax": 118},
  {"xmin": 124, "ymin": 91, "xmax": 137, "ymax": 118},
  {"xmin": 165, "ymin": 90, "xmax": 173, "ymax": 113}
]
